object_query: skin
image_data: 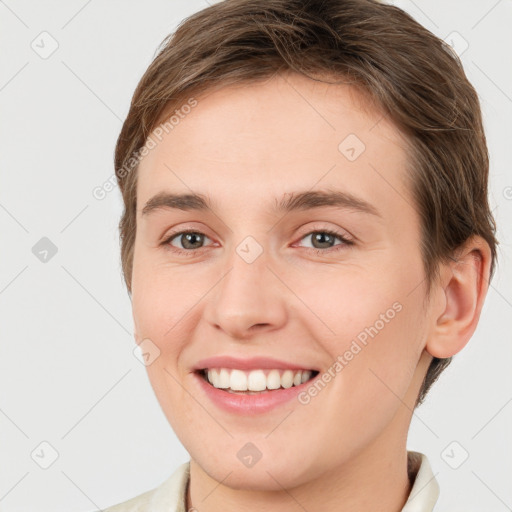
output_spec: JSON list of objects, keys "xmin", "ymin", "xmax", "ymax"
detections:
[{"xmin": 131, "ymin": 71, "xmax": 491, "ymax": 512}]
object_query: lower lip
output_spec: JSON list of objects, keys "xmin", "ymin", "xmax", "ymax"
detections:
[{"xmin": 193, "ymin": 371, "xmax": 318, "ymax": 415}]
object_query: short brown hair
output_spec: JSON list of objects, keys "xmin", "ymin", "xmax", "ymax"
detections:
[{"xmin": 114, "ymin": 0, "xmax": 498, "ymax": 405}]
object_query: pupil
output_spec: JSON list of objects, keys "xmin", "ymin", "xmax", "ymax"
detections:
[
  {"xmin": 314, "ymin": 232, "xmax": 333, "ymax": 249},
  {"xmin": 183, "ymin": 233, "xmax": 202, "ymax": 249}
]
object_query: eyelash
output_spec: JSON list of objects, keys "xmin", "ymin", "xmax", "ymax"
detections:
[{"xmin": 160, "ymin": 228, "xmax": 354, "ymax": 257}]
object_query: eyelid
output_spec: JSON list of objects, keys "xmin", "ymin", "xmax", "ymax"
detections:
[
  {"xmin": 160, "ymin": 222, "xmax": 214, "ymax": 243},
  {"xmin": 293, "ymin": 223, "xmax": 354, "ymax": 244},
  {"xmin": 162, "ymin": 228, "xmax": 216, "ymax": 254}
]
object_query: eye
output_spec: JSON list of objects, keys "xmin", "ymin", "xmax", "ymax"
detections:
[
  {"xmin": 296, "ymin": 229, "xmax": 353, "ymax": 253},
  {"xmin": 161, "ymin": 229, "xmax": 214, "ymax": 256},
  {"xmin": 161, "ymin": 227, "xmax": 354, "ymax": 256}
]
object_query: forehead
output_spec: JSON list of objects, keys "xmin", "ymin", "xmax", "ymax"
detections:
[{"xmin": 136, "ymin": 72, "xmax": 412, "ymax": 221}]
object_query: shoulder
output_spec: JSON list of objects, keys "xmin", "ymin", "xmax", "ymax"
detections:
[{"xmin": 103, "ymin": 461, "xmax": 190, "ymax": 512}]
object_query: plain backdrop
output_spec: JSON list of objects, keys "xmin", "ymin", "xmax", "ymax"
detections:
[{"xmin": 1, "ymin": 0, "xmax": 511, "ymax": 510}]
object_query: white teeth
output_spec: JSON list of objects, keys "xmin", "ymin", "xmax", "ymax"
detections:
[
  {"xmin": 205, "ymin": 368, "xmax": 316, "ymax": 391},
  {"xmin": 301, "ymin": 370, "xmax": 312, "ymax": 383},
  {"xmin": 230, "ymin": 369, "xmax": 247, "ymax": 391},
  {"xmin": 247, "ymin": 370, "xmax": 267, "ymax": 391},
  {"xmin": 218, "ymin": 368, "xmax": 230, "ymax": 388},
  {"xmin": 207, "ymin": 369, "xmax": 218, "ymax": 387},
  {"xmin": 281, "ymin": 370, "xmax": 294, "ymax": 388},
  {"xmin": 267, "ymin": 369, "xmax": 281, "ymax": 390}
]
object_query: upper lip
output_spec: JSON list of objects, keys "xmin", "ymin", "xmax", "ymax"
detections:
[{"xmin": 192, "ymin": 355, "xmax": 319, "ymax": 372}]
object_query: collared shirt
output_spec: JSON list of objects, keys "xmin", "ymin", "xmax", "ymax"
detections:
[{"xmin": 103, "ymin": 451, "xmax": 439, "ymax": 512}]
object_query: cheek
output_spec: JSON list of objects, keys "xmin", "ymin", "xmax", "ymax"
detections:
[
  {"xmin": 131, "ymin": 261, "xmax": 204, "ymax": 346},
  {"xmin": 289, "ymin": 263, "xmax": 403, "ymax": 341},
  {"xmin": 294, "ymin": 263, "xmax": 425, "ymax": 405},
  {"xmin": 295, "ymin": 304, "xmax": 424, "ymax": 463}
]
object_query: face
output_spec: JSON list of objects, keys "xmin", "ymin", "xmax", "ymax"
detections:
[{"xmin": 131, "ymin": 71, "xmax": 434, "ymax": 490}]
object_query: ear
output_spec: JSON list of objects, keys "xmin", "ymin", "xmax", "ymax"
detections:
[{"xmin": 425, "ymin": 236, "xmax": 492, "ymax": 359}]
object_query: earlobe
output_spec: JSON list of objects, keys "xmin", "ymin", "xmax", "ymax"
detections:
[{"xmin": 425, "ymin": 236, "xmax": 492, "ymax": 359}]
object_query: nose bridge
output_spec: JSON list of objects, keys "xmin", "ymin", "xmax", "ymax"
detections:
[{"xmin": 205, "ymin": 238, "xmax": 287, "ymax": 338}]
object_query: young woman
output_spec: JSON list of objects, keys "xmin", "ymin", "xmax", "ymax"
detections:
[{"xmin": 105, "ymin": 1, "xmax": 497, "ymax": 510}]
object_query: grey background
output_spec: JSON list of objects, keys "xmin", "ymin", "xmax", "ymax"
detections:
[{"xmin": 0, "ymin": 0, "xmax": 511, "ymax": 510}]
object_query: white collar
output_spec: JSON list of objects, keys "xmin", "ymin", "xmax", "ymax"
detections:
[{"xmin": 401, "ymin": 451, "xmax": 440, "ymax": 511}]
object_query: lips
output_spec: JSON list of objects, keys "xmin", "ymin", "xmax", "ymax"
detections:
[
  {"xmin": 192, "ymin": 365, "xmax": 322, "ymax": 414},
  {"xmin": 189, "ymin": 355, "xmax": 322, "ymax": 412},
  {"xmin": 192, "ymin": 355, "xmax": 320, "ymax": 372}
]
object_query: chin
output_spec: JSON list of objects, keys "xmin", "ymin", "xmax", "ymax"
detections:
[{"xmin": 194, "ymin": 451, "xmax": 318, "ymax": 491}]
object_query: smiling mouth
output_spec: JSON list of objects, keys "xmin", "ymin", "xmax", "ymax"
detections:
[{"xmin": 196, "ymin": 368, "xmax": 320, "ymax": 394}]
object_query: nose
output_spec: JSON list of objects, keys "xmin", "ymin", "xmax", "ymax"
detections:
[{"xmin": 204, "ymin": 249, "xmax": 288, "ymax": 340}]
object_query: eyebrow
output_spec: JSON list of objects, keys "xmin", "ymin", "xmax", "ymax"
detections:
[{"xmin": 140, "ymin": 189, "xmax": 381, "ymax": 218}]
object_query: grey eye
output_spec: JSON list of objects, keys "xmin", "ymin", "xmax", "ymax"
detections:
[{"xmin": 169, "ymin": 232, "xmax": 210, "ymax": 250}]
